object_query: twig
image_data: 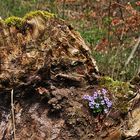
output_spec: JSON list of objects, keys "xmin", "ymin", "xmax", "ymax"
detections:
[
  {"xmin": 111, "ymin": 42, "xmax": 124, "ymax": 79},
  {"xmin": 62, "ymin": 0, "xmax": 66, "ymax": 19},
  {"xmin": 11, "ymin": 89, "xmax": 16, "ymax": 140},
  {"xmin": 108, "ymin": 0, "xmax": 112, "ymax": 48},
  {"xmin": 125, "ymin": 36, "xmax": 140, "ymax": 66},
  {"xmin": 0, "ymin": 54, "xmax": 1, "ymax": 74},
  {"xmin": 138, "ymin": 65, "xmax": 140, "ymax": 74},
  {"xmin": 116, "ymin": 0, "xmax": 124, "ymax": 21}
]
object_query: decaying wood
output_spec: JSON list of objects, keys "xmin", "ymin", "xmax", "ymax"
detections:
[{"xmin": 0, "ymin": 11, "xmax": 99, "ymax": 90}]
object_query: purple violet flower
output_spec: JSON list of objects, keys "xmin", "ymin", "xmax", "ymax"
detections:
[
  {"xmin": 83, "ymin": 88, "xmax": 112, "ymax": 115},
  {"xmin": 95, "ymin": 103, "xmax": 99, "ymax": 108},
  {"xmin": 93, "ymin": 92, "xmax": 98, "ymax": 98},
  {"xmin": 89, "ymin": 103, "xmax": 93, "ymax": 109},
  {"xmin": 106, "ymin": 101, "xmax": 112, "ymax": 108},
  {"xmin": 104, "ymin": 97, "xmax": 110, "ymax": 103},
  {"xmin": 101, "ymin": 100, "xmax": 105, "ymax": 105},
  {"xmin": 102, "ymin": 88, "xmax": 107, "ymax": 95},
  {"xmin": 83, "ymin": 95, "xmax": 93, "ymax": 101}
]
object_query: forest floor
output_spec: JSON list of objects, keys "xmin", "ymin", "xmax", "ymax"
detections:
[{"xmin": 0, "ymin": 82, "xmax": 140, "ymax": 140}]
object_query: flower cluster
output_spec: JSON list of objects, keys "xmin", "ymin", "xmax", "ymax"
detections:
[{"xmin": 83, "ymin": 89, "xmax": 112, "ymax": 115}]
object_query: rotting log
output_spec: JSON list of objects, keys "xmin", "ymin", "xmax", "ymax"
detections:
[{"xmin": 0, "ymin": 10, "xmax": 99, "ymax": 90}]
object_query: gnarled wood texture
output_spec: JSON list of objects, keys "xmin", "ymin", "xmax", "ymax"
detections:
[{"xmin": 0, "ymin": 11, "xmax": 99, "ymax": 89}]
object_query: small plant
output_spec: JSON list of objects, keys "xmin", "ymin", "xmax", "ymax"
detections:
[{"xmin": 83, "ymin": 89, "xmax": 112, "ymax": 116}]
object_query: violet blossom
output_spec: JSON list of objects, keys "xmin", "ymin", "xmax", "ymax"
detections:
[{"xmin": 83, "ymin": 88, "xmax": 112, "ymax": 115}]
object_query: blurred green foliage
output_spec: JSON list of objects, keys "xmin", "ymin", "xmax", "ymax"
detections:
[
  {"xmin": 79, "ymin": 26, "xmax": 107, "ymax": 46},
  {"xmin": 0, "ymin": 0, "xmax": 37, "ymax": 18}
]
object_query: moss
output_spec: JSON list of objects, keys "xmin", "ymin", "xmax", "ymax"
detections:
[
  {"xmin": 5, "ymin": 16, "xmax": 23, "ymax": 28},
  {"xmin": 99, "ymin": 76, "xmax": 132, "ymax": 96},
  {"xmin": 98, "ymin": 76, "xmax": 135, "ymax": 113},
  {"xmin": 23, "ymin": 10, "xmax": 55, "ymax": 20},
  {"xmin": 4, "ymin": 10, "xmax": 55, "ymax": 29}
]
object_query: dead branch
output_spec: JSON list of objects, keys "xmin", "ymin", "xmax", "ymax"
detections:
[{"xmin": 125, "ymin": 36, "xmax": 140, "ymax": 66}]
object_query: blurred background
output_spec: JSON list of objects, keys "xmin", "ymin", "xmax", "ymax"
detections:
[{"xmin": 0, "ymin": 0, "xmax": 140, "ymax": 81}]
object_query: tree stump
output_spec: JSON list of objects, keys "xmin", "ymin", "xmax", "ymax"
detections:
[{"xmin": 0, "ymin": 11, "xmax": 99, "ymax": 90}]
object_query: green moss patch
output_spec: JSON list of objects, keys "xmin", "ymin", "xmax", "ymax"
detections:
[
  {"xmin": 23, "ymin": 10, "xmax": 55, "ymax": 20},
  {"xmin": 4, "ymin": 10, "xmax": 55, "ymax": 29},
  {"xmin": 99, "ymin": 76, "xmax": 132, "ymax": 95},
  {"xmin": 98, "ymin": 76, "xmax": 135, "ymax": 113},
  {"xmin": 5, "ymin": 16, "xmax": 23, "ymax": 28}
]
